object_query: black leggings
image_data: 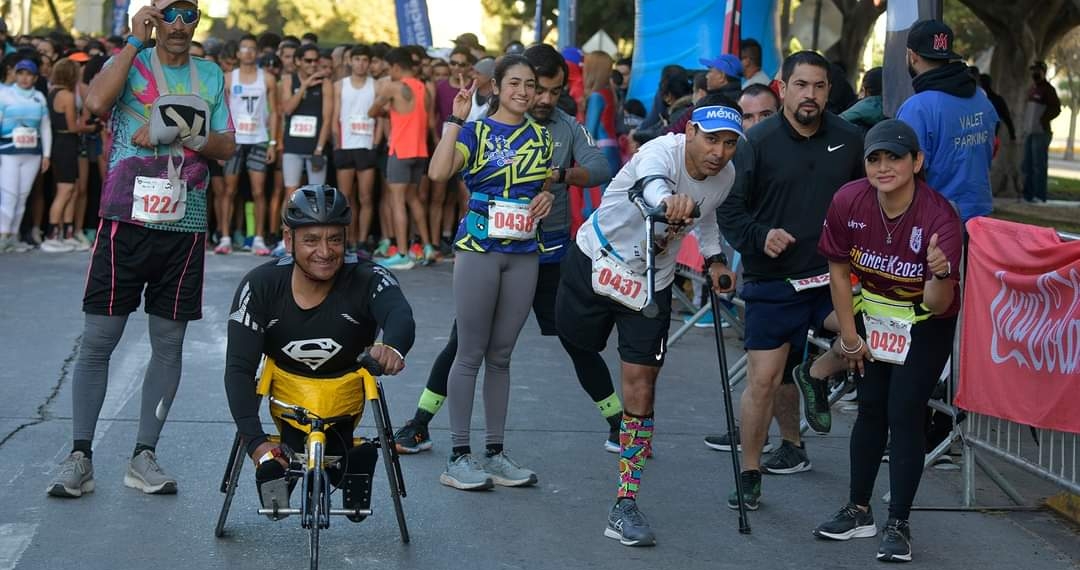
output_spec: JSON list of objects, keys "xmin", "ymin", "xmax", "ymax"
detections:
[
  {"xmin": 424, "ymin": 320, "xmax": 614, "ymax": 412},
  {"xmin": 849, "ymin": 315, "xmax": 957, "ymax": 520}
]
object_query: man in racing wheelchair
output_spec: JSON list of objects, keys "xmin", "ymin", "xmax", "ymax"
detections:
[{"xmin": 224, "ymin": 184, "xmax": 415, "ymax": 522}]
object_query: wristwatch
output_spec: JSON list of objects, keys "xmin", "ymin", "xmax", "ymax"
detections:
[
  {"xmin": 933, "ymin": 262, "xmax": 952, "ymax": 280},
  {"xmin": 554, "ymin": 167, "xmax": 567, "ymax": 184},
  {"xmin": 446, "ymin": 115, "xmax": 465, "ymax": 127}
]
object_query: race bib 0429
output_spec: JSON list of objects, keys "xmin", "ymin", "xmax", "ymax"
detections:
[
  {"xmin": 591, "ymin": 253, "xmax": 647, "ymax": 311},
  {"xmin": 487, "ymin": 199, "xmax": 534, "ymax": 241},
  {"xmin": 132, "ymin": 176, "xmax": 187, "ymax": 223},
  {"xmin": 289, "ymin": 115, "xmax": 318, "ymax": 138},
  {"xmin": 863, "ymin": 313, "xmax": 913, "ymax": 365}
]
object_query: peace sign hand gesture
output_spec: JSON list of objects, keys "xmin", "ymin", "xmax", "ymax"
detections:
[{"xmin": 452, "ymin": 78, "xmax": 477, "ymax": 121}]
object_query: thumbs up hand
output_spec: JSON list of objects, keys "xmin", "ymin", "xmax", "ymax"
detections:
[{"xmin": 926, "ymin": 233, "xmax": 950, "ymax": 279}]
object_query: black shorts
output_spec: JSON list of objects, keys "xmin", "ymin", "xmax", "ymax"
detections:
[
  {"xmin": 51, "ymin": 134, "xmax": 79, "ymax": 183},
  {"xmin": 741, "ymin": 279, "xmax": 833, "ymax": 357},
  {"xmin": 334, "ymin": 148, "xmax": 376, "ymax": 171},
  {"xmin": 83, "ymin": 219, "xmax": 206, "ymax": 321},
  {"xmin": 556, "ymin": 244, "xmax": 672, "ymax": 367},
  {"xmin": 208, "ymin": 158, "xmax": 224, "ymax": 178}
]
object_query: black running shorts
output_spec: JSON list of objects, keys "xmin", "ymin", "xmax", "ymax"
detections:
[
  {"xmin": 83, "ymin": 219, "xmax": 206, "ymax": 321},
  {"xmin": 556, "ymin": 244, "xmax": 672, "ymax": 367}
]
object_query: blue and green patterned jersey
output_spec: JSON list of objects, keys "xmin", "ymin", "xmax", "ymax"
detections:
[{"xmin": 453, "ymin": 116, "xmax": 553, "ymax": 254}]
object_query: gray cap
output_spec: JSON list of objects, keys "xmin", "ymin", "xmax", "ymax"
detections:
[
  {"xmin": 474, "ymin": 57, "xmax": 495, "ymax": 78},
  {"xmin": 864, "ymin": 119, "xmax": 920, "ymax": 159}
]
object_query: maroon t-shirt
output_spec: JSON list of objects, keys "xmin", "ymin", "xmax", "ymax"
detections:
[
  {"xmin": 818, "ymin": 178, "xmax": 963, "ymax": 317},
  {"xmin": 435, "ymin": 80, "xmax": 459, "ymax": 125}
]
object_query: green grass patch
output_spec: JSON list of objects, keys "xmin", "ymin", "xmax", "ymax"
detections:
[
  {"xmin": 1047, "ymin": 176, "xmax": 1080, "ymax": 201},
  {"xmin": 990, "ymin": 210, "xmax": 1080, "ymax": 234}
]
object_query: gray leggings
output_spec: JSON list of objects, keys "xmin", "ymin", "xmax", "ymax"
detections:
[
  {"xmin": 448, "ymin": 250, "xmax": 539, "ymax": 449},
  {"xmin": 72, "ymin": 313, "xmax": 188, "ymax": 448}
]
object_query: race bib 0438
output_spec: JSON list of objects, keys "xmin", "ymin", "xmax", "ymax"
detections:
[{"xmin": 487, "ymin": 199, "xmax": 534, "ymax": 241}]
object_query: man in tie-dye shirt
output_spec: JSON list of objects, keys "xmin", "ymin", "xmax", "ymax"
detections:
[{"xmin": 46, "ymin": 0, "xmax": 236, "ymax": 501}]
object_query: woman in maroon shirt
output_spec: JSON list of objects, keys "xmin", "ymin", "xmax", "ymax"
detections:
[{"xmin": 809, "ymin": 120, "xmax": 963, "ymax": 563}]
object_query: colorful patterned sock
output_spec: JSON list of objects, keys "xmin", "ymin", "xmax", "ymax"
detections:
[{"xmin": 617, "ymin": 413, "xmax": 654, "ymax": 500}]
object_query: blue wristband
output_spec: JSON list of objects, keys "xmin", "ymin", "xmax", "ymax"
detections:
[{"xmin": 126, "ymin": 35, "xmax": 144, "ymax": 51}]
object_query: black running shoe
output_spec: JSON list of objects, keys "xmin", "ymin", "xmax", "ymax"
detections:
[
  {"xmin": 814, "ymin": 503, "xmax": 877, "ymax": 540},
  {"xmin": 393, "ymin": 420, "xmax": 433, "ymax": 454},
  {"xmin": 703, "ymin": 427, "xmax": 774, "ymax": 453},
  {"xmin": 604, "ymin": 498, "xmax": 656, "ymax": 546},
  {"xmin": 877, "ymin": 518, "xmax": 912, "ymax": 563},
  {"xmin": 762, "ymin": 440, "xmax": 812, "ymax": 474},
  {"xmin": 726, "ymin": 469, "xmax": 762, "ymax": 510},
  {"xmin": 793, "ymin": 362, "xmax": 832, "ymax": 433}
]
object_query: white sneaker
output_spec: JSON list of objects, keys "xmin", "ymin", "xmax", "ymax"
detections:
[
  {"xmin": 214, "ymin": 236, "xmax": 232, "ymax": 255},
  {"xmin": 30, "ymin": 227, "xmax": 43, "ymax": 245},
  {"xmin": 252, "ymin": 236, "xmax": 270, "ymax": 256},
  {"xmin": 63, "ymin": 237, "xmax": 90, "ymax": 251},
  {"xmin": 41, "ymin": 238, "xmax": 75, "ymax": 253},
  {"xmin": 11, "ymin": 240, "xmax": 33, "ymax": 253}
]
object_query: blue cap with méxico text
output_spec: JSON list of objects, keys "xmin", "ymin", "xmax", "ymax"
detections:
[{"xmin": 689, "ymin": 106, "xmax": 745, "ymax": 138}]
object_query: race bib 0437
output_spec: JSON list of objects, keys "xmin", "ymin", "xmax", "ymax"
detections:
[{"xmin": 591, "ymin": 253, "xmax": 647, "ymax": 311}]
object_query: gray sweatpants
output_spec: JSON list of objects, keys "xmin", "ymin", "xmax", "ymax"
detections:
[{"xmin": 447, "ymin": 250, "xmax": 539, "ymax": 449}]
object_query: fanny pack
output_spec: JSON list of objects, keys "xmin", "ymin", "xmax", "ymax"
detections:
[{"xmin": 118, "ymin": 49, "xmax": 209, "ymax": 191}]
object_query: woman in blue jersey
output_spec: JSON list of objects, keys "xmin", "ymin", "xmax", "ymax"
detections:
[
  {"xmin": 428, "ymin": 55, "xmax": 554, "ymax": 491},
  {"xmin": 0, "ymin": 59, "xmax": 50, "ymax": 253}
]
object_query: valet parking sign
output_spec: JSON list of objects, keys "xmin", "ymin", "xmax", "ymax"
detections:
[{"xmin": 955, "ymin": 217, "xmax": 1080, "ymax": 434}]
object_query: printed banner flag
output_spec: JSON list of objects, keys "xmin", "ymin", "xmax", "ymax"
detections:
[
  {"xmin": 395, "ymin": 0, "xmax": 433, "ymax": 48},
  {"xmin": 723, "ymin": 0, "xmax": 742, "ymax": 55},
  {"xmin": 955, "ymin": 217, "xmax": 1080, "ymax": 434},
  {"xmin": 112, "ymin": 0, "xmax": 132, "ymax": 36}
]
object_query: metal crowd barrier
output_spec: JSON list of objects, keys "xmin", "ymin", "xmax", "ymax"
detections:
[{"xmin": 958, "ymin": 230, "xmax": 1080, "ymax": 507}]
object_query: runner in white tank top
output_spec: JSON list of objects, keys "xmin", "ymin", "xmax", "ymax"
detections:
[
  {"xmin": 332, "ymin": 46, "xmax": 382, "ymax": 251},
  {"xmin": 229, "ymin": 67, "xmax": 270, "ymax": 145},
  {"xmin": 217, "ymin": 34, "xmax": 279, "ymax": 256}
]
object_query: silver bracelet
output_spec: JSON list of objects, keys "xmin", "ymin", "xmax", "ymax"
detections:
[
  {"xmin": 374, "ymin": 342, "xmax": 405, "ymax": 362},
  {"xmin": 839, "ymin": 336, "xmax": 863, "ymax": 354}
]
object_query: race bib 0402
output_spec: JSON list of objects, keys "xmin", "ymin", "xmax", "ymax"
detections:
[
  {"xmin": 348, "ymin": 115, "xmax": 375, "ymax": 137},
  {"xmin": 790, "ymin": 272, "xmax": 830, "ymax": 292},
  {"xmin": 132, "ymin": 176, "xmax": 187, "ymax": 223},
  {"xmin": 289, "ymin": 115, "xmax": 318, "ymax": 138},
  {"xmin": 863, "ymin": 313, "xmax": 913, "ymax": 365},
  {"xmin": 12, "ymin": 126, "xmax": 38, "ymax": 149},
  {"xmin": 487, "ymin": 199, "xmax": 534, "ymax": 241},
  {"xmin": 591, "ymin": 253, "xmax": 647, "ymax": 311},
  {"xmin": 235, "ymin": 114, "xmax": 259, "ymax": 136}
]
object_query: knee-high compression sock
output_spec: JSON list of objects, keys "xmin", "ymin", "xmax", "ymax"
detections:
[
  {"xmin": 135, "ymin": 315, "xmax": 188, "ymax": 451},
  {"xmin": 617, "ymin": 414, "xmax": 654, "ymax": 500},
  {"xmin": 559, "ymin": 336, "xmax": 621, "ymax": 419}
]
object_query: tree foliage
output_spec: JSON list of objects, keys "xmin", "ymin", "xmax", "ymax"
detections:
[
  {"xmin": 205, "ymin": 0, "xmax": 397, "ymax": 45},
  {"xmin": 484, "ymin": 0, "xmax": 635, "ymax": 47},
  {"xmin": 943, "ymin": 0, "xmax": 992, "ymax": 59}
]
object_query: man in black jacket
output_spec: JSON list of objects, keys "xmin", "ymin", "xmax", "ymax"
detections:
[
  {"xmin": 717, "ymin": 50, "xmax": 865, "ymax": 510},
  {"xmin": 1022, "ymin": 61, "xmax": 1061, "ymax": 203}
]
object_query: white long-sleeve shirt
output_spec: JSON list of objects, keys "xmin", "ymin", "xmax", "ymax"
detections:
[{"xmin": 576, "ymin": 133, "xmax": 732, "ymax": 289}]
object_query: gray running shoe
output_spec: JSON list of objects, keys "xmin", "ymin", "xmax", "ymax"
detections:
[
  {"xmin": 439, "ymin": 454, "xmax": 494, "ymax": 491},
  {"xmin": 124, "ymin": 450, "xmax": 178, "ymax": 494},
  {"xmin": 605, "ymin": 499, "xmax": 656, "ymax": 546},
  {"xmin": 762, "ymin": 439, "xmax": 812, "ymax": 474},
  {"xmin": 483, "ymin": 451, "xmax": 538, "ymax": 487},
  {"xmin": 46, "ymin": 451, "xmax": 95, "ymax": 498}
]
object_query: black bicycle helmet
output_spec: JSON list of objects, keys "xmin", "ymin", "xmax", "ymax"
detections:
[{"xmin": 282, "ymin": 184, "xmax": 351, "ymax": 228}]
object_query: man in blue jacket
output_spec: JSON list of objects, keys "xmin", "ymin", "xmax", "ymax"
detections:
[{"xmin": 897, "ymin": 20, "xmax": 998, "ymax": 222}]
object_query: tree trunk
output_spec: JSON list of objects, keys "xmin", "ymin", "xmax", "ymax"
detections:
[
  {"xmin": 828, "ymin": 0, "xmax": 886, "ymax": 85},
  {"xmin": 780, "ymin": 0, "xmax": 792, "ymax": 56},
  {"xmin": 1066, "ymin": 106, "xmax": 1077, "ymax": 160},
  {"xmin": 960, "ymin": 0, "xmax": 1080, "ymax": 196}
]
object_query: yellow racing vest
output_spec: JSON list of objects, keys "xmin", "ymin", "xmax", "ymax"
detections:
[{"xmin": 256, "ymin": 357, "xmax": 367, "ymax": 434}]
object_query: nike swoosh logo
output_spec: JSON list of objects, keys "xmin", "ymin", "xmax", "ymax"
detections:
[{"xmin": 827, "ymin": 144, "xmax": 845, "ymax": 152}]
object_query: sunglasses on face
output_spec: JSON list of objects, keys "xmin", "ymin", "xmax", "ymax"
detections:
[
  {"xmin": 449, "ymin": 60, "xmax": 469, "ymax": 67},
  {"xmin": 161, "ymin": 6, "xmax": 199, "ymax": 25}
]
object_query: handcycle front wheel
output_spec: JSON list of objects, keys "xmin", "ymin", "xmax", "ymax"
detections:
[{"xmin": 308, "ymin": 464, "xmax": 321, "ymax": 570}]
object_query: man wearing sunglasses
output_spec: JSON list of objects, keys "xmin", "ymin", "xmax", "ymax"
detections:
[{"xmin": 48, "ymin": 0, "xmax": 235, "ymax": 499}]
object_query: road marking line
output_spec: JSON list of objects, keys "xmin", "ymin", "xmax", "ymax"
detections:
[{"xmin": 0, "ymin": 523, "xmax": 37, "ymax": 570}]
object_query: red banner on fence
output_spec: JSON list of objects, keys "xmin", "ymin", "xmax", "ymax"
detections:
[{"xmin": 955, "ymin": 217, "xmax": 1080, "ymax": 434}]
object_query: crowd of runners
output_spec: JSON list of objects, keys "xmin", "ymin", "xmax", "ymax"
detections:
[{"xmin": 26, "ymin": 0, "xmax": 1008, "ymax": 564}]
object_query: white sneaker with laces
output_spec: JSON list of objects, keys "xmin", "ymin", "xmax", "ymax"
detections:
[{"xmin": 42, "ymin": 238, "xmax": 75, "ymax": 253}]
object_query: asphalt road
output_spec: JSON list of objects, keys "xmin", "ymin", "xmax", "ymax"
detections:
[{"xmin": 0, "ymin": 251, "xmax": 1076, "ymax": 570}]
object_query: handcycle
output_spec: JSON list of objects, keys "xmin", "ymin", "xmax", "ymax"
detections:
[{"xmin": 214, "ymin": 353, "xmax": 409, "ymax": 569}]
